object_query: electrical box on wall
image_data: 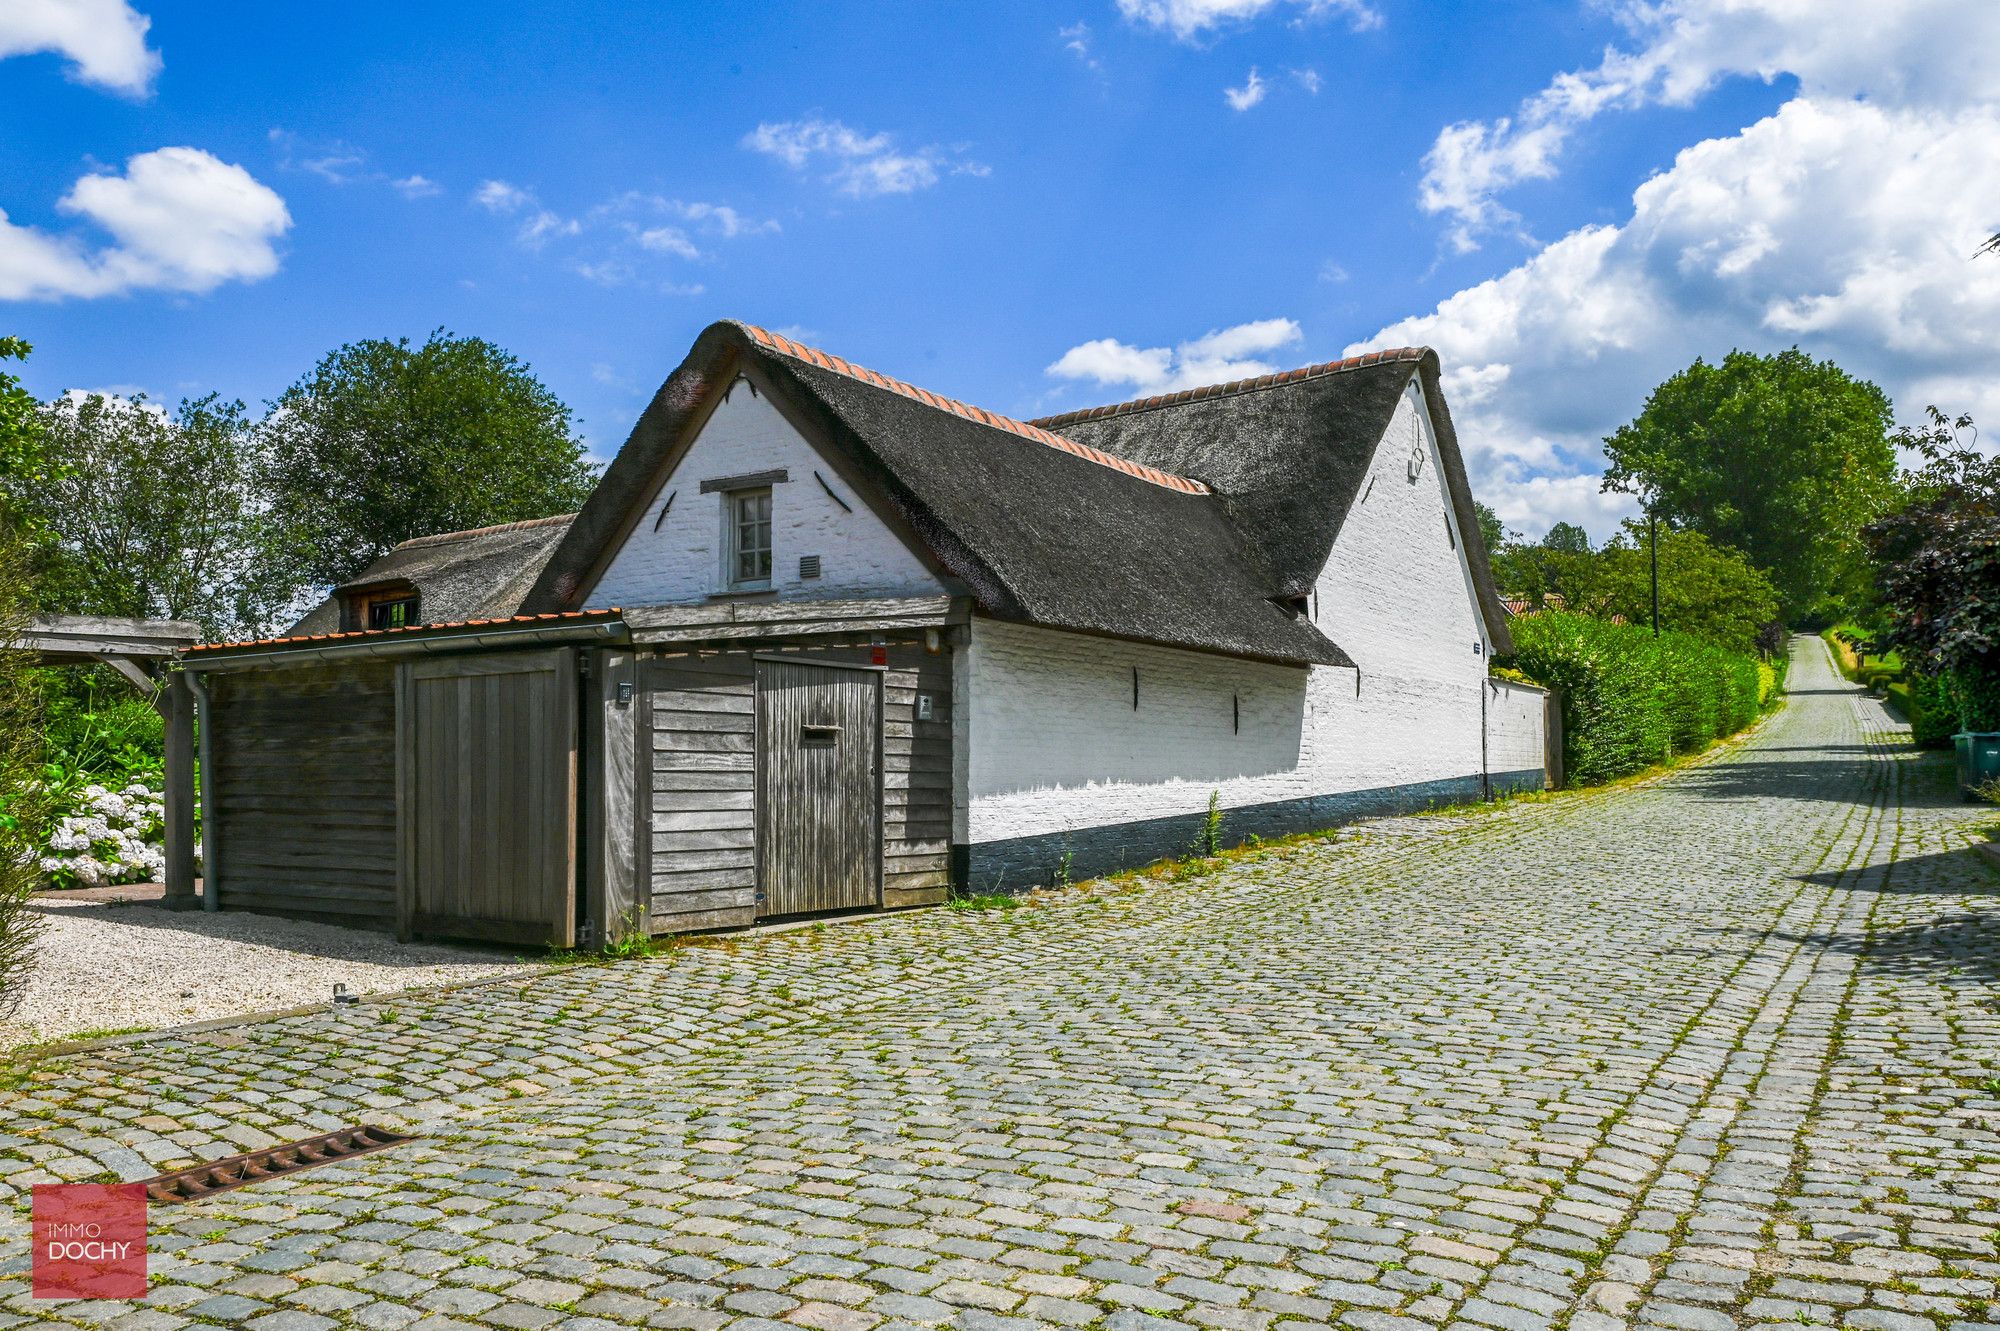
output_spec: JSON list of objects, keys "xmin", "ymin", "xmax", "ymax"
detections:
[{"xmin": 916, "ymin": 694, "xmax": 935, "ymax": 721}]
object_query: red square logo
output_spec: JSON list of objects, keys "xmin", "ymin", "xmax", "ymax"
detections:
[{"xmin": 32, "ymin": 1184, "xmax": 148, "ymax": 1299}]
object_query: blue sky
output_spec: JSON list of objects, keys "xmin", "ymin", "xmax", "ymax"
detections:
[{"xmin": 4, "ymin": 0, "xmax": 1997, "ymax": 539}]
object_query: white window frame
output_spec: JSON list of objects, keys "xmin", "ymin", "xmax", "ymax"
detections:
[{"xmin": 724, "ymin": 487, "xmax": 773, "ymax": 591}]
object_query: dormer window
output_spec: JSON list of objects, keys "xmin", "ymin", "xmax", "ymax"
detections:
[
  {"xmin": 367, "ymin": 596, "xmax": 418, "ymax": 630},
  {"xmin": 727, "ymin": 487, "xmax": 773, "ymax": 589},
  {"xmin": 346, "ymin": 583, "xmax": 419, "ymax": 631}
]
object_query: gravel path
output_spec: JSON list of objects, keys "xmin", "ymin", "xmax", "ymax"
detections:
[{"xmin": 0, "ymin": 898, "xmax": 543, "ymax": 1047}]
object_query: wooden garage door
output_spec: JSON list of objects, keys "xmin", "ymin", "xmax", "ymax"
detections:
[
  {"xmin": 400, "ymin": 650, "xmax": 577, "ymax": 946},
  {"xmin": 755, "ymin": 659, "xmax": 881, "ymax": 917}
]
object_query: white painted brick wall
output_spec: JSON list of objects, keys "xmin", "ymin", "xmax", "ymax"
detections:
[
  {"xmin": 586, "ymin": 381, "xmax": 943, "ymax": 609},
  {"xmin": 965, "ymin": 378, "xmax": 1542, "ymax": 846},
  {"xmin": 964, "ymin": 620, "xmax": 1496, "ymax": 842}
]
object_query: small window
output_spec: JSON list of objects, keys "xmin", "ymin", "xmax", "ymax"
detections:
[
  {"xmin": 727, "ymin": 488, "xmax": 773, "ymax": 588},
  {"xmin": 367, "ymin": 596, "xmax": 418, "ymax": 630}
]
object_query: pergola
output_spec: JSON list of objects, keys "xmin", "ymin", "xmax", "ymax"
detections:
[{"xmin": 15, "ymin": 615, "xmax": 204, "ymax": 908}]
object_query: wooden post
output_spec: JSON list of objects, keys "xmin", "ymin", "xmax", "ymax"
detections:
[
  {"xmin": 592, "ymin": 649, "xmax": 641, "ymax": 947},
  {"xmin": 162, "ymin": 670, "xmax": 199, "ymax": 910}
]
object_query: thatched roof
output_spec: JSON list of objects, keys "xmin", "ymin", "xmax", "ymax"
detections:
[
  {"xmin": 288, "ymin": 514, "xmax": 574, "ymax": 637},
  {"xmin": 1036, "ymin": 348, "xmax": 1514, "ymax": 654},
  {"xmin": 302, "ymin": 320, "xmax": 1511, "ymax": 667},
  {"xmin": 523, "ymin": 322, "xmax": 1352, "ymax": 667}
]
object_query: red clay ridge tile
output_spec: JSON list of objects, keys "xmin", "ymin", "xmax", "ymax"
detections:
[
  {"xmin": 185, "ymin": 608, "xmax": 624, "ymax": 654},
  {"xmin": 735, "ymin": 322, "xmax": 1210, "ymax": 496},
  {"xmin": 1026, "ymin": 346, "xmax": 1431, "ymax": 429}
]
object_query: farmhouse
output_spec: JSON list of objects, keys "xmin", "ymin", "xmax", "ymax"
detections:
[{"xmin": 182, "ymin": 320, "xmax": 1549, "ymax": 946}]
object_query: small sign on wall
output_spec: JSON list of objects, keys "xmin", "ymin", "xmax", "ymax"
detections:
[{"xmin": 916, "ymin": 693, "xmax": 935, "ymax": 721}]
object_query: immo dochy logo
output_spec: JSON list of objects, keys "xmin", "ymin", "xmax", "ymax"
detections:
[{"xmin": 32, "ymin": 1184, "xmax": 148, "ymax": 1299}]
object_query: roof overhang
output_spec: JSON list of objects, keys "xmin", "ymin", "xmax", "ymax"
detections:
[
  {"xmin": 625, "ymin": 595, "xmax": 971, "ymax": 647},
  {"xmin": 181, "ymin": 611, "xmax": 628, "ymax": 672}
]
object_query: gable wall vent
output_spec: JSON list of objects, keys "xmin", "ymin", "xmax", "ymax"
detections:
[{"xmin": 799, "ymin": 555, "xmax": 822, "ymax": 580}]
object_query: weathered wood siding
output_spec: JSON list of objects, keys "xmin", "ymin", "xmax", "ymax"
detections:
[
  {"xmin": 875, "ymin": 645, "xmax": 952, "ymax": 908},
  {"xmin": 400, "ymin": 650, "xmax": 577, "ymax": 946},
  {"xmin": 640, "ymin": 637, "xmax": 952, "ymax": 932},
  {"xmin": 756, "ymin": 660, "xmax": 881, "ymax": 916},
  {"xmin": 643, "ymin": 654, "xmax": 759, "ymax": 933},
  {"xmin": 208, "ymin": 661, "xmax": 399, "ymax": 928}
]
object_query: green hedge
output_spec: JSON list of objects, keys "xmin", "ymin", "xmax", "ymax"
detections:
[
  {"xmin": 1886, "ymin": 673, "xmax": 1955, "ymax": 748},
  {"xmin": 1503, "ymin": 612, "xmax": 1774, "ymax": 788}
]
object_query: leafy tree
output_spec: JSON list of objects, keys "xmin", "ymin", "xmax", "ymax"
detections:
[
  {"xmin": 260, "ymin": 330, "xmax": 598, "ymax": 589},
  {"xmin": 1861, "ymin": 407, "xmax": 2000, "ymax": 728},
  {"xmin": 1473, "ymin": 501, "xmax": 1506, "ymax": 554},
  {"xmin": 0, "ymin": 338, "xmax": 46, "ymax": 511},
  {"xmin": 1601, "ymin": 348, "xmax": 1896, "ymax": 622},
  {"xmin": 17, "ymin": 393, "xmax": 290, "ymax": 639},
  {"xmin": 0, "ymin": 339, "xmax": 45, "ymax": 1013},
  {"xmin": 1541, "ymin": 521, "xmax": 1591, "ymax": 554},
  {"xmin": 1490, "ymin": 524, "xmax": 1597, "ymax": 607},
  {"xmin": 1560, "ymin": 524, "xmax": 1781, "ymax": 655}
]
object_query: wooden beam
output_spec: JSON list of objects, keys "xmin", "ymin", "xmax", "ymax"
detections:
[
  {"xmin": 161, "ymin": 672, "xmax": 198, "ymax": 910},
  {"xmin": 625, "ymin": 596, "xmax": 969, "ymax": 644},
  {"xmin": 101, "ymin": 657, "xmax": 161, "ymax": 700},
  {"xmin": 14, "ymin": 615, "xmax": 201, "ymax": 660}
]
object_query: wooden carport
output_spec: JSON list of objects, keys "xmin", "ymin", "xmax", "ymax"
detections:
[{"xmin": 13, "ymin": 615, "xmax": 204, "ymax": 908}]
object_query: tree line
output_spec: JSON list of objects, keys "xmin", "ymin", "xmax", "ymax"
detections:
[
  {"xmin": 1479, "ymin": 345, "xmax": 1999, "ymax": 736},
  {"xmin": 4, "ymin": 330, "xmax": 601, "ymax": 641}
]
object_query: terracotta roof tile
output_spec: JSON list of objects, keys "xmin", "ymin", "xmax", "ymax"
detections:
[
  {"xmin": 1028, "ymin": 346, "xmax": 1431, "ymax": 429},
  {"xmin": 735, "ymin": 322, "xmax": 1211, "ymax": 496},
  {"xmin": 186, "ymin": 608, "xmax": 623, "ymax": 655}
]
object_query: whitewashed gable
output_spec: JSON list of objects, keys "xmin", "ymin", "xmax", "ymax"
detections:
[
  {"xmin": 585, "ymin": 379, "xmax": 944, "ymax": 610},
  {"xmin": 1312, "ymin": 379, "xmax": 1491, "ymax": 682}
]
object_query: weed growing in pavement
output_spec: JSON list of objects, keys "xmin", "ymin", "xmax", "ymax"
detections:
[{"xmin": 948, "ymin": 893, "xmax": 1020, "ymax": 912}]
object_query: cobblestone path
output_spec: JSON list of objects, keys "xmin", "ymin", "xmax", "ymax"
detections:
[{"xmin": 3, "ymin": 636, "xmax": 1997, "ymax": 1331}]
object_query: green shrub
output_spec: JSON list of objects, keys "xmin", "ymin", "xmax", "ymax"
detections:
[
  {"xmin": 37, "ymin": 667, "xmax": 163, "ymax": 785},
  {"xmin": 1503, "ymin": 612, "xmax": 1770, "ymax": 788},
  {"xmin": 1947, "ymin": 664, "xmax": 2000, "ymax": 732},
  {"xmin": 1902, "ymin": 672, "xmax": 1955, "ymax": 747}
]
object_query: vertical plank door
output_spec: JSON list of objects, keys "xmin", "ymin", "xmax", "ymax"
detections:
[
  {"xmin": 400, "ymin": 649, "xmax": 578, "ymax": 946},
  {"xmin": 755, "ymin": 659, "xmax": 881, "ymax": 917}
]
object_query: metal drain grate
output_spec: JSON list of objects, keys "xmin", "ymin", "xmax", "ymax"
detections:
[{"xmin": 139, "ymin": 1124, "xmax": 415, "ymax": 1203}]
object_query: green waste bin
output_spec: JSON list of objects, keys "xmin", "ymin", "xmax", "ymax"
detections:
[{"xmin": 1954, "ymin": 732, "xmax": 2000, "ymax": 799}]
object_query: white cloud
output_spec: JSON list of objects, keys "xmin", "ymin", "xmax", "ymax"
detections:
[
  {"xmin": 1291, "ymin": 67, "xmax": 1322, "ymax": 94},
  {"xmin": 517, "ymin": 209, "xmax": 580, "ymax": 247},
  {"xmin": 1115, "ymin": 0, "xmax": 1381, "ymax": 42},
  {"xmin": 1224, "ymin": 68, "xmax": 1267, "ymax": 111},
  {"xmin": 0, "ymin": 0, "xmax": 159, "ymax": 95},
  {"xmin": 392, "ymin": 174, "xmax": 439, "ymax": 199},
  {"xmin": 473, "ymin": 179, "xmax": 532, "ymax": 213},
  {"xmin": 634, "ymin": 226, "xmax": 698, "ymax": 259},
  {"xmin": 1048, "ymin": 317, "xmax": 1304, "ymax": 396},
  {"xmin": 0, "ymin": 147, "xmax": 290, "ymax": 301},
  {"xmin": 471, "ymin": 180, "xmax": 580, "ymax": 247},
  {"xmin": 1418, "ymin": 0, "xmax": 2000, "ymax": 252},
  {"xmin": 672, "ymin": 200, "xmax": 779, "ymax": 238},
  {"xmin": 472, "ymin": 185, "xmax": 770, "ymax": 282},
  {"xmin": 742, "ymin": 117, "xmax": 984, "ymax": 197},
  {"xmin": 1060, "ymin": 22, "xmax": 1102, "ymax": 71},
  {"xmin": 1360, "ymin": 94, "xmax": 2000, "ymax": 539}
]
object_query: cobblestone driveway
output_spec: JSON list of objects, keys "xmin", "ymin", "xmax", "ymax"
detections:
[{"xmin": 3, "ymin": 636, "xmax": 1997, "ymax": 1331}]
